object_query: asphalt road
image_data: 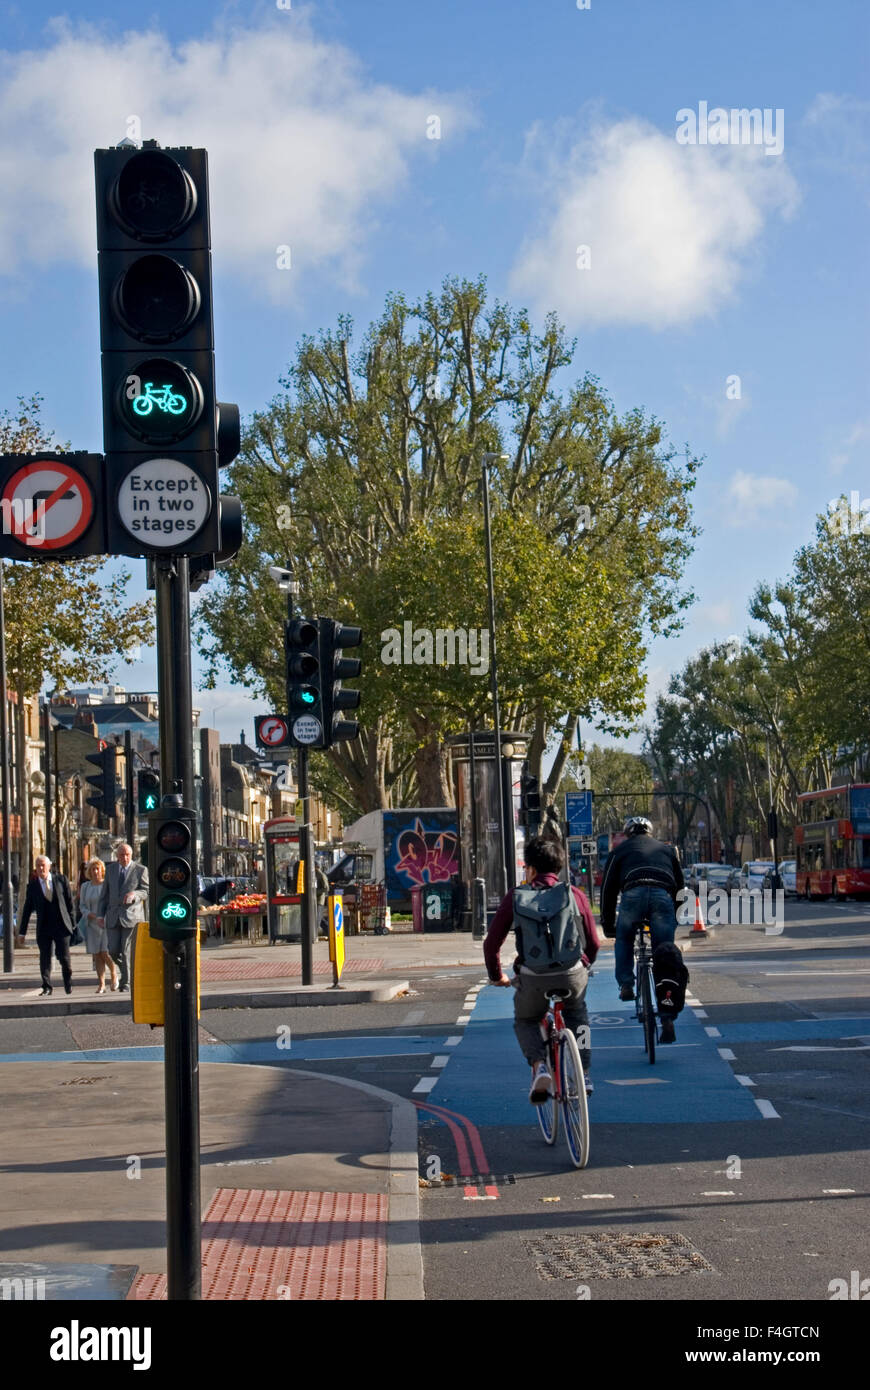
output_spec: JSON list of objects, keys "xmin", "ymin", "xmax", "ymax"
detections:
[{"xmin": 0, "ymin": 897, "xmax": 867, "ymax": 1316}]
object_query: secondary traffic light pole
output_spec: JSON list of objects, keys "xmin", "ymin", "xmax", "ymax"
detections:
[
  {"xmin": 155, "ymin": 555, "xmax": 201, "ymax": 1301},
  {"xmin": 282, "ymin": 588, "xmax": 315, "ymax": 986}
]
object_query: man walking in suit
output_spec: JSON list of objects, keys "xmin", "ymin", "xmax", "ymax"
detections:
[
  {"xmin": 100, "ymin": 842, "xmax": 149, "ymax": 993},
  {"xmin": 16, "ymin": 855, "xmax": 77, "ymax": 996}
]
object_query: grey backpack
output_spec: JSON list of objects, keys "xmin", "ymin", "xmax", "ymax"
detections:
[{"xmin": 513, "ymin": 881, "xmax": 587, "ymax": 973}]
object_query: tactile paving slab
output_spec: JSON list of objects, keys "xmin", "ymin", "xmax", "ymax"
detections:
[
  {"xmin": 524, "ymin": 1232, "xmax": 716, "ymax": 1280},
  {"xmin": 131, "ymin": 1188, "xmax": 387, "ymax": 1300},
  {"xmin": 201, "ymin": 958, "xmax": 384, "ymax": 981}
]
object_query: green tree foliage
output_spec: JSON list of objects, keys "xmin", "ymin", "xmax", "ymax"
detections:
[{"xmin": 197, "ymin": 277, "xmax": 700, "ymax": 815}]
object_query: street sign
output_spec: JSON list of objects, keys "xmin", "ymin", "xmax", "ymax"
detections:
[
  {"xmin": 255, "ymin": 715, "xmax": 291, "ymax": 750},
  {"xmin": 574, "ymin": 764, "xmax": 591, "ymax": 790},
  {"xmin": 327, "ymin": 892, "xmax": 345, "ymax": 984},
  {"xmin": 0, "ymin": 453, "xmax": 106, "ymax": 559},
  {"xmin": 292, "ymin": 714, "xmax": 323, "ymax": 745},
  {"xmin": 115, "ymin": 458, "xmax": 212, "ymax": 549},
  {"xmin": 565, "ymin": 791, "xmax": 593, "ymax": 836},
  {"xmin": 581, "ymin": 838, "xmax": 595, "ymax": 856}
]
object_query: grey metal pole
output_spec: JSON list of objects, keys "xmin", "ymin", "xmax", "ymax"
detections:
[
  {"xmin": 481, "ymin": 455, "xmax": 507, "ymax": 897},
  {"xmin": 124, "ymin": 730, "xmax": 135, "ymax": 848},
  {"xmin": 0, "ymin": 562, "xmax": 13, "ymax": 972},
  {"xmin": 155, "ymin": 555, "xmax": 201, "ymax": 1302},
  {"xmin": 43, "ymin": 697, "xmax": 53, "ymax": 864}
]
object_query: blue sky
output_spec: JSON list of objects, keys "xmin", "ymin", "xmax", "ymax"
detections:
[{"xmin": 0, "ymin": 0, "xmax": 867, "ymax": 748}]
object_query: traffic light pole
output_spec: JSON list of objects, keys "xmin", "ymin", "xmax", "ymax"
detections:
[
  {"xmin": 0, "ymin": 562, "xmax": 13, "ymax": 973},
  {"xmin": 155, "ymin": 555, "xmax": 201, "ymax": 1302},
  {"xmin": 282, "ymin": 588, "xmax": 315, "ymax": 986}
]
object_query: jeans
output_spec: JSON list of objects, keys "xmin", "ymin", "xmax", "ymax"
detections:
[
  {"xmin": 615, "ymin": 886, "xmax": 677, "ymax": 987},
  {"xmin": 513, "ymin": 966, "xmax": 591, "ymax": 1071}
]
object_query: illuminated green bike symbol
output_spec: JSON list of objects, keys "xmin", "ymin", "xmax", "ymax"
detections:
[
  {"xmin": 131, "ymin": 383, "xmax": 188, "ymax": 417},
  {"xmin": 160, "ymin": 901, "xmax": 188, "ymax": 920}
]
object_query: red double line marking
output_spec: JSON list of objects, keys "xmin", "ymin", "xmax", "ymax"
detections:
[{"xmin": 415, "ymin": 1100, "xmax": 498, "ymax": 1199}]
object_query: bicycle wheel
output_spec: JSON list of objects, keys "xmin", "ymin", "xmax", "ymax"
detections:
[
  {"xmin": 535, "ymin": 1040, "xmax": 558, "ymax": 1146},
  {"xmin": 640, "ymin": 964, "xmax": 656, "ymax": 1064},
  {"xmin": 558, "ymin": 1030, "xmax": 590, "ymax": 1169}
]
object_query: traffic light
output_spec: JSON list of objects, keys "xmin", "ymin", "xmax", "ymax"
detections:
[
  {"xmin": 148, "ymin": 801, "xmax": 197, "ymax": 941},
  {"xmin": 319, "ymin": 619, "xmax": 362, "ymax": 747},
  {"xmin": 138, "ymin": 769, "xmax": 161, "ymax": 814},
  {"xmin": 85, "ymin": 745, "xmax": 118, "ymax": 820},
  {"xmin": 519, "ymin": 763, "xmax": 541, "ymax": 829},
  {"xmin": 285, "ymin": 617, "xmax": 322, "ymax": 748},
  {"xmin": 95, "ymin": 140, "xmax": 233, "ymax": 558}
]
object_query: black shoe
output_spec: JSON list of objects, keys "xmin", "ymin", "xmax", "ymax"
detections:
[
  {"xmin": 118, "ymin": 983, "xmax": 128, "ymax": 992},
  {"xmin": 64, "ymin": 983, "xmax": 72, "ymax": 995},
  {"xmin": 619, "ymin": 983, "xmax": 635, "ymax": 1001},
  {"xmin": 39, "ymin": 987, "xmax": 52, "ymax": 997},
  {"xmin": 660, "ymin": 1017, "xmax": 676, "ymax": 1043}
]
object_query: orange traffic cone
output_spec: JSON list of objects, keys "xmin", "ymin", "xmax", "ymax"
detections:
[{"xmin": 690, "ymin": 893, "xmax": 708, "ymax": 938}]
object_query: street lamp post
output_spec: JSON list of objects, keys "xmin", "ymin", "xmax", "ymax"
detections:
[{"xmin": 481, "ymin": 452, "xmax": 509, "ymax": 897}]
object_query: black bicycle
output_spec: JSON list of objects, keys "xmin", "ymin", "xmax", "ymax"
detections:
[{"xmin": 633, "ymin": 920, "xmax": 658, "ymax": 1064}]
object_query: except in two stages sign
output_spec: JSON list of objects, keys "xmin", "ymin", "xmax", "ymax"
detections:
[{"xmin": 115, "ymin": 458, "xmax": 212, "ymax": 548}]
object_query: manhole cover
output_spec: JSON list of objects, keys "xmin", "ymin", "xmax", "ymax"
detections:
[
  {"xmin": 60, "ymin": 1075, "xmax": 112, "ymax": 1086},
  {"xmin": 524, "ymin": 1232, "xmax": 716, "ymax": 1280}
]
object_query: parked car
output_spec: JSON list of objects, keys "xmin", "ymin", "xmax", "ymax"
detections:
[
  {"xmin": 687, "ymin": 862, "xmax": 723, "ymax": 893},
  {"xmin": 696, "ymin": 865, "xmax": 734, "ymax": 892},
  {"xmin": 728, "ymin": 861, "xmax": 775, "ymax": 893},
  {"xmin": 762, "ymin": 860, "xmax": 796, "ymax": 895}
]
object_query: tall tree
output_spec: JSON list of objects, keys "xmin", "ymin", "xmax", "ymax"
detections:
[{"xmin": 197, "ymin": 277, "xmax": 700, "ymax": 815}]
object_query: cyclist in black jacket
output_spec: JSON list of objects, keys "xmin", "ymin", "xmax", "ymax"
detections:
[{"xmin": 599, "ymin": 817, "xmax": 685, "ymax": 1042}]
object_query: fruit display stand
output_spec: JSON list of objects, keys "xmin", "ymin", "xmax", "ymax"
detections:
[{"xmin": 218, "ymin": 892, "xmax": 268, "ymax": 944}]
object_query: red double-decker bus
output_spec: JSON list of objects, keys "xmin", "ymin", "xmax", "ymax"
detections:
[{"xmin": 795, "ymin": 784, "xmax": 870, "ymax": 900}]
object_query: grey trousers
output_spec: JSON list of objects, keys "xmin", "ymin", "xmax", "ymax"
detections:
[
  {"xmin": 108, "ymin": 925, "xmax": 133, "ymax": 988},
  {"xmin": 513, "ymin": 965, "xmax": 591, "ymax": 1070}
]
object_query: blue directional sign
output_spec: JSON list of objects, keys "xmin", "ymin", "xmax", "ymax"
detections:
[{"xmin": 565, "ymin": 791, "xmax": 593, "ymax": 836}]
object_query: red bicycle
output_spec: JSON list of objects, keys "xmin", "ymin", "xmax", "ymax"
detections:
[{"xmin": 529, "ymin": 986, "xmax": 591, "ymax": 1168}]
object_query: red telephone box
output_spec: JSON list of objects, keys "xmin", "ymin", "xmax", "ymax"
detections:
[{"xmin": 264, "ymin": 815, "xmax": 302, "ymax": 943}]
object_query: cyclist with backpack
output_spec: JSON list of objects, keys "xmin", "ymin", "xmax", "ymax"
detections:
[
  {"xmin": 599, "ymin": 816, "xmax": 686, "ymax": 1043},
  {"xmin": 485, "ymin": 836, "xmax": 600, "ymax": 1102}
]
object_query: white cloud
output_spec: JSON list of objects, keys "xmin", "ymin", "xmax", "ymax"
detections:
[
  {"xmin": 726, "ymin": 470, "xmax": 798, "ymax": 520},
  {"xmin": 696, "ymin": 600, "xmax": 734, "ymax": 628},
  {"xmin": 0, "ymin": 18, "xmax": 468, "ymax": 297},
  {"xmin": 828, "ymin": 418, "xmax": 870, "ymax": 477},
  {"xmin": 509, "ymin": 114, "xmax": 799, "ymax": 328}
]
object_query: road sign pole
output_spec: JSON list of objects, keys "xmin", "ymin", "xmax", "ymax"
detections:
[
  {"xmin": 43, "ymin": 699, "xmax": 53, "ymax": 865},
  {"xmin": 155, "ymin": 555, "xmax": 201, "ymax": 1301}
]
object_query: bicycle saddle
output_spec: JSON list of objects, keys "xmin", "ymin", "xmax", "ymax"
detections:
[{"xmin": 545, "ymin": 989, "xmax": 572, "ymax": 1001}]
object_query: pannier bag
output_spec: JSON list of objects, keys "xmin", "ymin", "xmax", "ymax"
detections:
[
  {"xmin": 513, "ymin": 882, "xmax": 587, "ymax": 973},
  {"xmin": 652, "ymin": 941, "xmax": 689, "ymax": 1015}
]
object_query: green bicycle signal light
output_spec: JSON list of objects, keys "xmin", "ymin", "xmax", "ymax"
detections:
[{"xmin": 148, "ymin": 804, "xmax": 197, "ymax": 941}]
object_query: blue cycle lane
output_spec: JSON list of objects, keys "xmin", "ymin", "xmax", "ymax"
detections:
[{"xmin": 424, "ymin": 968, "xmax": 869, "ymax": 1127}]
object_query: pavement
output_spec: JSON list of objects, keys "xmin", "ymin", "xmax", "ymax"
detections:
[{"xmin": 0, "ymin": 926, "xmax": 473, "ymax": 1301}]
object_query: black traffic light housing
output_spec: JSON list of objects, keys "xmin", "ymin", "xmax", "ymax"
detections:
[
  {"xmin": 148, "ymin": 800, "xmax": 197, "ymax": 940},
  {"xmin": 95, "ymin": 141, "xmax": 230, "ymax": 558},
  {"xmin": 138, "ymin": 769, "xmax": 161, "ymax": 814},
  {"xmin": 519, "ymin": 763, "xmax": 541, "ymax": 829},
  {"xmin": 284, "ymin": 617, "xmax": 322, "ymax": 748},
  {"xmin": 85, "ymin": 745, "xmax": 118, "ymax": 820},
  {"xmin": 320, "ymin": 619, "xmax": 362, "ymax": 746}
]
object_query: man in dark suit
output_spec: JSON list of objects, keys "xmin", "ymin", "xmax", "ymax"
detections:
[
  {"xmin": 16, "ymin": 855, "xmax": 77, "ymax": 996},
  {"xmin": 99, "ymin": 842, "xmax": 148, "ymax": 993}
]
